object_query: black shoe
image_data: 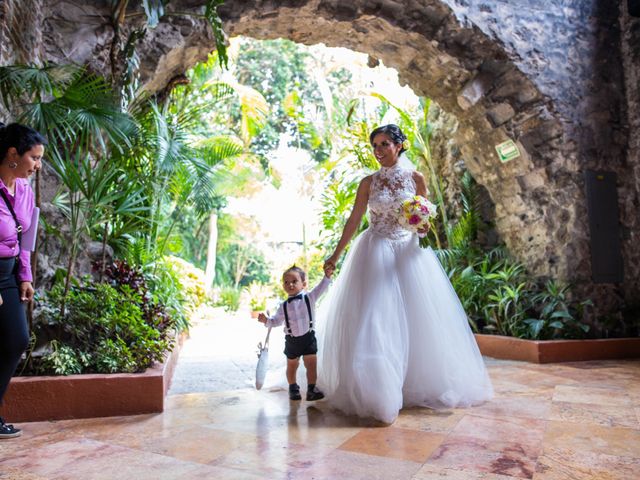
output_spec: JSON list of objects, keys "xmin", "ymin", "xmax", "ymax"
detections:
[
  {"xmin": 289, "ymin": 384, "xmax": 302, "ymax": 401},
  {"xmin": 0, "ymin": 418, "xmax": 21, "ymax": 439},
  {"xmin": 306, "ymin": 387, "xmax": 325, "ymax": 401}
]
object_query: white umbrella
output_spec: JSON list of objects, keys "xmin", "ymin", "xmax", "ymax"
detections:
[{"xmin": 255, "ymin": 326, "xmax": 272, "ymax": 390}]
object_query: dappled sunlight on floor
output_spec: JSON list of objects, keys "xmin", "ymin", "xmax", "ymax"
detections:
[{"xmin": 1, "ymin": 322, "xmax": 639, "ymax": 479}]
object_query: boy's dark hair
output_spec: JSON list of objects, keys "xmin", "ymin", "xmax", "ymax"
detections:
[{"xmin": 283, "ymin": 265, "xmax": 306, "ymax": 282}]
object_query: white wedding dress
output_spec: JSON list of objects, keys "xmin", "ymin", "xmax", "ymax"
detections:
[{"xmin": 317, "ymin": 162, "xmax": 493, "ymax": 424}]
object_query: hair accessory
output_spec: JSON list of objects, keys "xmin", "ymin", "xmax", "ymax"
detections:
[{"xmin": 402, "ymin": 139, "xmax": 410, "ymax": 150}]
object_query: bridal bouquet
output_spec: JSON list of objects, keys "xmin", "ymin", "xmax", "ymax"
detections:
[{"xmin": 398, "ymin": 195, "xmax": 437, "ymax": 247}]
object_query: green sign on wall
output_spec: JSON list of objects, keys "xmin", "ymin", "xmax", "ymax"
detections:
[{"xmin": 495, "ymin": 139, "xmax": 520, "ymax": 163}]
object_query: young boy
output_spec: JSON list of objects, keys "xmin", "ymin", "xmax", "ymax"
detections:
[{"xmin": 258, "ymin": 265, "xmax": 332, "ymax": 401}]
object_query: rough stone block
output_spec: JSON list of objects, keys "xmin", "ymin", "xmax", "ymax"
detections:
[
  {"xmin": 487, "ymin": 102, "xmax": 516, "ymax": 127},
  {"xmin": 457, "ymin": 71, "xmax": 494, "ymax": 110},
  {"xmin": 517, "ymin": 169, "xmax": 548, "ymax": 190}
]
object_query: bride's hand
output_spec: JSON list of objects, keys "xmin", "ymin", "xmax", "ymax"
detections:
[{"xmin": 417, "ymin": 224, "xmax": 430, "ymax": 237}]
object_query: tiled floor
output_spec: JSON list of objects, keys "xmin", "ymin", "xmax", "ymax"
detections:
[{"xmin": 0, "ymin": 358, "xmax": 639, "ymax": 479}]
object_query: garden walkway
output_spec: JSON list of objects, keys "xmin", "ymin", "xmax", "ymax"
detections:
[
  {"xmin": 168, "ymin": 306, "xmax": 288, "ymax": 395},
  {"xmin": 0, "ymin": 309, "xmax": 639, "ymax": 479}
]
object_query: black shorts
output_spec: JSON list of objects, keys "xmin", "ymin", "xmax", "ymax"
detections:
[{"xmin": 284, "ymin": 330, "xmax": 317, "ymax": 359}]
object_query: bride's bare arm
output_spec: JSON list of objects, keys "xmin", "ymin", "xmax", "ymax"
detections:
[
  {"xmin": 412, "ymin": 171, "xmax": 428, "ymax": 197},
  {"xmin": 325, "ymin": 176, "xmax": 372, "ymax": 266}
]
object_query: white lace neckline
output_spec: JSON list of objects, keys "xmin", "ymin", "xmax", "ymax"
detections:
[{"xmin": 379, "ymin": 162, "xmax": 401, "ymax": 173}]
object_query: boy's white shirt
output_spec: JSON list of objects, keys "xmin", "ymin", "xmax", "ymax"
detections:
[{"xmin": 265, "ymin": 276, "xmax": 331, "ymax": 336}]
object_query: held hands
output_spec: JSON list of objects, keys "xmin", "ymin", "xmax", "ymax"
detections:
[
  {"xmin": 257, "ymin": 312, "xmax": 268, "ymax": 324},
  {"xmin": 20, "ymin": 282, "xmax": 34, "ymax": 303},
  {"xmin": 323, "ymin": 255, "xmax": 338, "ymax": 278}
]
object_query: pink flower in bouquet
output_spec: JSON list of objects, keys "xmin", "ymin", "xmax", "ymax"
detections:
[{"xmin": 398, "ymin": 195, "xmax": 437, "ymax": 237}]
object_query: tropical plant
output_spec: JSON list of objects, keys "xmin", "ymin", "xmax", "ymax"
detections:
[
  {"xmin": 245, "ymin": 282, "xmax": 272, "ymax": 312},
  {"xmin": 24, "ymin": 276, "xmax": 175, "ymax": 375},
  {"xmin": 215, "ymin": 286, "xmax": 241, "ymax": 312},
  {"xmin": 0, "ymin": 63, "xmax": 145, "ymax": 312},
  {"xmin": 523, "ymin": 281, "xmax": 591, "ymax": 340}
]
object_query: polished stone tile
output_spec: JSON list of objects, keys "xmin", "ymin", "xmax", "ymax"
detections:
[
  {"xmin": 427, "ymin": 436, "xmax": 541, "ymax": 479},
  {"xmin": 549, "ymin": 401, "xmax": 639, "ymax": 429},
  {"xmin": 471, "ymin": 396, "xmax": 553, "ymax": 421},
  {"xmin": 543, "ymin": 421, "xmax": 640, "ymax": 458},
  {"xmin": 0, "ymin": 438, "xmax": 263, "ymax": 480},
  {"xmin": 288, "ymin": 448, "xmax": 422, "ymax": 480},
  {"xmin": 414, "ymin": 464, "xmax": 523, "ymax": 479},
  {"xmin": 0, "ymin": 468, "xmax": 49, "ymax": 480},
  {"xmin": 338, "ymin": 426, "xmax": 445, "ymax": 462},
  {"xmin": 393, "ymin": 407, "xmax": 465, "ymax": 434},
  {"xmin": 552, "ymin": 385, "xmax": 632, "ymax": 407},
  {"xmin": 213, "ymin": 438, "xmax": 334, "ymax": 478},
  {"xmin": 533, "ymin": 447, "xmax": 640, "ymax": 480},
  {"xmin": 450, "ymin": 414, "xmax": 546, "ymax": 448},
  {"xmin": 3, "ymin": 358, "xmax": 639, "ymax": 480}
]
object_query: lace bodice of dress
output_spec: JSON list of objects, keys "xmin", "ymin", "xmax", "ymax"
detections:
[{"xmin": 368, "ymin": 163, "xmax": 416, "ymax": 239}]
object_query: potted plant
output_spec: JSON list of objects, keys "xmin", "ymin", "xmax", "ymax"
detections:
[{"xmin": 245, "ymin": 282, "xmax": 271, "ymax": 318}]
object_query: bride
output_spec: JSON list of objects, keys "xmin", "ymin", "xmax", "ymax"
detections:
[{"xmin": 318, "ymin": 124, "xmax": 493, "ymax": 424}]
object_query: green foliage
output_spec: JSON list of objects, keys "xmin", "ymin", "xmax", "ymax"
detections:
[
  {"xmin": 42, "ymin": 341, "xmax": 88, "ymax": 376},
  {"xmin": 204, "ymin": 0, "xmax": 229, "ymax": 69},
  {"xmin": 25, "ymin": 279, "xmax": 175, "ymax": 376},
  {"xmin": 216, "ymin": 286, "xmax": 241, "ymax": 312},
  {"xmin": 215, "ymin": 242, "xmax": 271, "ymax": 288},
  {"xmin": 523, "ymin": 281, "xmax": 591, "ymax": 340},
  {"xmin": 163, "ymin": 256, "xmax": 208, "ymax": 312},
  {"xmin": 233, "ymin": 38, "xmax": 329, "ymax": 160},
  {"xmin": 245, "ymin": 282, "xmax": 272, "ymax": 311}
]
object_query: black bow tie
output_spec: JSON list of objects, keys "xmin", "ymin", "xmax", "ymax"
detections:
[{"xmin": 287, "ymin": 293, "xmax": 304, "ymax": 303}]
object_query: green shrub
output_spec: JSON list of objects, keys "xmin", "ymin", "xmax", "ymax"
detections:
[
  {"xmin": 216, "ymin": 286, "xmax": 241, "ymax": 312},
  {"xmin": 245, "ymin": 282, "xmax": 272, "ymax": 311},
  {"xmin": 163, "ymin": 256, "xmax": 208, "ymax": 311},
  {"xmin": 24, "ymin": 275, "xmax": 175, "ymax": 376}
]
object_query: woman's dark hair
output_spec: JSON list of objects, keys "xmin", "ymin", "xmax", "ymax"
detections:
[
  {"xmin": 369, "ymin": 124, "xmax": 407, "ymax": 153},
  {"xmin": 0, "ymin": 122, "xmax": 48, "ymax": 162}
]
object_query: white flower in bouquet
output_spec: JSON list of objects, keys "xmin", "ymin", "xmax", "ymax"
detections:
[{"xmin": 398, "ymin": 195, "xmax": 437, "ymax": 241}]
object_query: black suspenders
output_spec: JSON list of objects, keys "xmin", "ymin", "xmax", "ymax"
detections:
[{"xmin": 283, "ymin": 294, "xmax": 312, "ymax": 336}]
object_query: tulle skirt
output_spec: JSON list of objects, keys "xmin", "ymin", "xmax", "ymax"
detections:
[{"xmin": 317, "ymin": 229, "xmax": 493, "ymax": 424}]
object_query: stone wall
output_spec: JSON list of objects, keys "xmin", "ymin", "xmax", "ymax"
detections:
[
  {"xmin": 0, "ymin": 0, "xmax": 45, "ymax": 120},
  {"xmin": 1, "ymin": 0, "xmax": 637, "ymax": 313},
  {"xmin": 440, "ymin": 0, "xmax": 634, "ymax": 311},
  {"xmin": 0, "ymin": 0, "xmax": 44, "ymax": 64},
  {"xmin": 621, "ymin": 1, "xmax": 640, "ymax": 310}
]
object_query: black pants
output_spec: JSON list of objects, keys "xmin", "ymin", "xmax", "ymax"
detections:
[{"xmin": 0, "ymin": 257, "xmax": 29, "ymax": 404}]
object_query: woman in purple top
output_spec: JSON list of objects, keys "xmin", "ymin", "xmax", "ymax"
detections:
[{"xmin": 0, "ymin": 122, "xmax": 47, "ymax": 439}]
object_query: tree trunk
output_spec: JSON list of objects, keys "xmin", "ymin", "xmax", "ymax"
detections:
[
  {"xmin": 204, "ymin": 211, "xmax": 218, "ymax": 292},
  {"xmin": 98, "ymin": 221, "xmax": 109, "ymax": 282}
]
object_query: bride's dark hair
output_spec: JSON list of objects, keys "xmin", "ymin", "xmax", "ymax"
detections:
[{"xmin": 369, "ymin": 124, "xmax": 407, "ymax": 153}]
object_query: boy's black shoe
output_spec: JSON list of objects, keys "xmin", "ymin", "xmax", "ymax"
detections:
[
  {"xmin": 289, "ymin": 384, "xmax": 302, "ymax": 400},
  {"xmin": 0, "ymin": 418, "xmax": 21, "ymax": 439},
  {"xmin": 306, "ymin": 386, "xmax": 325, "ymax": 401}
]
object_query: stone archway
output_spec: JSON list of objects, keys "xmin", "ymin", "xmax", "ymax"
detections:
[{"xmin": 4, "ymin": 0, "xmax": 636, "ymax": 312}]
